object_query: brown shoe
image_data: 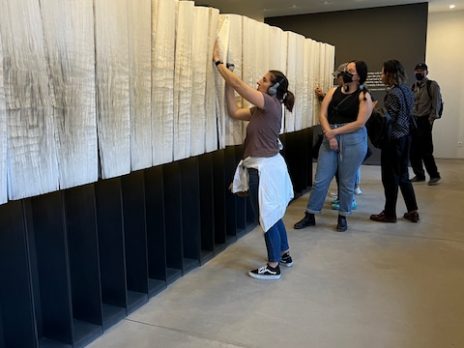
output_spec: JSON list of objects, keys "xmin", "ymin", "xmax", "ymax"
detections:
[
  {"xmin": 403, "ymin": 211, "xmax": 419, "ymax": 223},
  {"xmin": 370, "ymin": 211, "xmax": 397, "ymax": 223}
]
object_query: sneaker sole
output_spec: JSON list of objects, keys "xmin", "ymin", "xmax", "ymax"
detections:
[
  {"xmin": 279, "ymin": 261, "xmax": 294, "ymax": 268},
  {"xmin": 248, "ymin": 272, "xmax": 281, "ymax": 280}
]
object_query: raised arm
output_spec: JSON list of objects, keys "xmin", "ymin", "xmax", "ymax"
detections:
[
  {"xmin": 213, "ymin": 40, "xmax": 265, "ymax": 110},
  {"xmin": 225, "ymin": 83, "xmax": 251, "ymax": 121}
]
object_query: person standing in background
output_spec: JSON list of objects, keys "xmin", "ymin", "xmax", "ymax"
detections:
[
  {"xmin": 315, "ymin": 63, "xmax": 363, "ymax": 209},
  {"xmin": 370, "ymin": 59, "xmax": 419, "ymax": 223},
  {"xmin": 294, "ymin": 61, "xmax": 372, "ymax": 232},
  {"xmin": 410, "ymin": 63, "xmax": 442, "ymax": 186}
]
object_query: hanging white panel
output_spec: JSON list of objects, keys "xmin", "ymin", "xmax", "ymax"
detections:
[
  {"xmin": 242, "ymin": 17, "xmax": 258, "ymax": 93},
  {"xmin": 243, "ymin": 19, "xmax": 270, "ymax": 92},
  {"xmin": 293, "ymin": 34, "xmax": 306, "ymax": 131},
  {"xmin": 0, "ymin": 37, "xmax": 7, "ymax": 204},
  {"xmin": 256, "ymin": 22, "xmax": 270, "ymax": 79},
  {"xmin": 304, "ymin": 39, "xmax": 316, "ymax": 127},
  {"xmin": 268, "ymin": 26, "xmax": 287, "ymax": 134},
  {"xmin": 224, "ymin": 14, "xmax": 244, "ymax": 147},
  {"xmin": 318, "ymin": 43, "xmax": 327, "ymax": 100},
  {"xmin": 312, "ymin": 41, "xmax": 322, "ymax": 126},
  {"xmin": 173, "ymin": 1, "xmax": 194, "ymax": 161},
  {"xmin": 299, "ymin": 38, "xmax": 312, "ymax": 129},
  {"xmin": 242, "ymin": 16, "xmax": 268, "ymax": 131},
  {"xmin": 190, "ymin": 7, "xmax": 209, "ymax": 157},
  {"xmin": 325, "ymin": 44, "xmax": 336, "ymax": 92},
  {"xmin": 95, "ymin": 0, "xmax": 131, "ymax": 179},
  {"xmin": 214, "ymin": 15, "xmax": 230, "ymax": 150},
  {"xmin": 284, "ymin": 32, "xmax": 298, "ymax": 133},
  {"xmin": 269, "ymin": 26, "xmax": 287, "ymax": 75},
  {"xmin": 152, "ymin": 0, "xmax": 176, "ymax": 165},
  {"xmin": 40, "ymin": 0, "xmax": 98, "ymax": 190},
  {"xmin": 204, "ymin": 8, "xmax": 219, "ymax": 153},
  {"xmin": 0, "ymin": 0, "xmax": 59, "ymax": 200},
  {"xmin": 128, "ymin": 0, "xmax": 152, "ymax": 170}
]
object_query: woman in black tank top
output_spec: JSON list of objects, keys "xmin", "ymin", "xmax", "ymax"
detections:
[{"xmin": 294, "ymin": 61, "xmax": 373, "ymax": 232}]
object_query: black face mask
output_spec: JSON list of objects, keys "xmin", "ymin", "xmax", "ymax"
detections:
[
  {"xmin": 415, "ymin": 73, "xmax": 425, "ymax": 81},
  {"xmin": 341, "ymin": 71, "xmax": 353, "ymax": 84}
]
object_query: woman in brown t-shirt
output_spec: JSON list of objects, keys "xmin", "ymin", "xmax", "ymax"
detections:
[{"xmin": 213, "ymin": 41, "xmax": 295, "ymax": 280}]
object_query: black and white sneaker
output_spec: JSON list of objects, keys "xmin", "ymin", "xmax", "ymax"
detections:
[
  {"xmin": 248, "ymin": 264, "xmax": 281, "ymax": 280},
  {"xmin": 279, "ymin": 252, "xmax": 294, "ymax": 267}
]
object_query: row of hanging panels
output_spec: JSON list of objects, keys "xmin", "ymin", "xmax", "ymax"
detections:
[{"xmin": 0, "ymin": 0, "xmax": 334, "ymax": 204}]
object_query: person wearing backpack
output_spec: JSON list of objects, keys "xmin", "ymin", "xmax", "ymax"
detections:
[{"xmin": 410, "ymin": 63, "xmax": 442, "ymax": 186}]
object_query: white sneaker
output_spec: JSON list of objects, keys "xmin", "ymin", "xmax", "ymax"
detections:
[{"xmin": 354, "ymin": 187, "xmax": 363, "ymax": 195}]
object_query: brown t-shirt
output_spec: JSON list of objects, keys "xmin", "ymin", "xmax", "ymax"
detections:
[{"xmin": 243, "ymin": 93, "xmax": 282, "ymax": 159}]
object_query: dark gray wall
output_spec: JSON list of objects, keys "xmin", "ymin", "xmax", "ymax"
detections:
[{"xmin": 266, "ymin": 3, "xmax": 428, "ymax": 92}]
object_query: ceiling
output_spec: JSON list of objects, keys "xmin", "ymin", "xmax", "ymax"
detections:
[{"xmin": 194, "ymin": 0, "xmax": 464, "ymax": 20}]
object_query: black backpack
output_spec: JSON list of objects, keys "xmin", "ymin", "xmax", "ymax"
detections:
[
  {"xmin": 366, "ymin": 109, "xmax": 392, "ymax": 149},
  {"xmin": 412, "ymin": 80, "xmax": 444, "ymax": 118}
]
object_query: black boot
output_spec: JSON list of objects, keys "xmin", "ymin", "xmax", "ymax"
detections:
[
  {"xmin": 294, "ymin": 212, "xmax": 315, "ymax": 229},
  {"xmin": 336, "ymin": 215, "xmax": 347, "ymax": 232}
]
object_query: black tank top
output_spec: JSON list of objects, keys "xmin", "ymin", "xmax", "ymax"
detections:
[{"xmin": 328, "ymin": 87, "xmax": 362, "ymax": 124}]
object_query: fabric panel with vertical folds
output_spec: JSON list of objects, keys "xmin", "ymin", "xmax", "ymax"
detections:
[
  {"xmin": 312, "ymin": 41, "xmax": 322, "ymax": 126},
  {"xmin": 318, "ymin": 43, "xmax": 327, "ymax": 104},
  {"xmin": 269, "ymin": 26, "xmax": 288, "ymax": 74},
  {"xmin": 284, "ymin": 31, "xmax": 298, "ymax": 133},
  {"xmin": 214, "ymin": 16, "xmax": 230, "ymax": 150},
  {"xmin": 304, "ymin": 39, "xmax": 316, "ymax": 127},
  {"xmin": 152, "ymin": 0, "xmax": 176, "ymax": 165},
  {"xmin": 0, "ymin": 0, "xmax": 59, "ymax": 200},
  {"xmin": 268, "ymin": 26, "xmax": 288, "ymax": 134},
  {"xmin": 190, "ymin": 6, "xmax": 209, "ymax": 157},
  {"xmin": 40, "ymin": 0, "xmax": 98, "ymax": 190},
  {"xmin": 204, "ymin": 8, "xmax": 219, "ymax": 153},
  {"xmin": 173, "ymin": 1, "xmax": 194, "ymax": 161},
  {"xmin": 224, "ymin": 14, "xmax": 244, "ymax": 147},
  {"xmin": 293, "ymin": 33, "xmax": 306, "ymax": 131},
  {"xmin": 241, "ymin": 17, "xmax": 265, "ymax": 138},
  {"xmin": 128, "ymin": 0, "xmax": 153, "ymax": 170},
  {"xmin": 95, "ymin": 0, "xmax": 131, "ymax": 179},
  {"xmin": 325, "ymin": 44, "xmax": 336, "ymax": 94},
  {"xmin": 0, "ymin": 35, "xmax": 7, "ymax": 204}
]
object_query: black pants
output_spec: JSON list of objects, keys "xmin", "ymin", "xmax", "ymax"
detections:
[
  {"xmin": 381, "ymin": 135, "xmax": 418, "ymax": 217},
  {"xmin": 410, "ymin": 117, "xmax": 440, "ymax": 179}
]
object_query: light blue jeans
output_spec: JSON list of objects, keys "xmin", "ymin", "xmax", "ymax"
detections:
[{"xmin": 307, "ymin": 126, "xmax": 367, "ymax": 216}]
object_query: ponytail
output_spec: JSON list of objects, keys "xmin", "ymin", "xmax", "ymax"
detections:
[
  {"xmin": 283, "ymin": 90, "xmax": 295, "ymax": 112},
  {"xmin": 269, "ymin": 70, "xmax": 295, "ymax": 111},
  {"xmin": 359, "ymin": 84, "xmax": 369, "ymax": 101}
]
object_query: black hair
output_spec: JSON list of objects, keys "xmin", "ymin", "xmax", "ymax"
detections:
[
  {"xmin": 383, "ymin": 59, "xmax": 406, "ymax": 86},
  {"xmin": 351, "ymin": 60, "xmax": 368, "ymax": 85},
  {"xmin": 269, "ymin": 70, "xmax": 295, "ymax": 112},
  {"xmin": 348, "ymin": 60, "xmax": 369, "ymax": 100}
]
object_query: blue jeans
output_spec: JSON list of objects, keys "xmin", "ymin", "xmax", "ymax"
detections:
[
  {"xmin": 248, "ymin": 168, "xmax": 290, "ymax": 263},
  {"xmin": 355, "ymin": 168, "xmax": 361, "ymax": 187},
  {"xmin": 307, "ymin": 126, "xmax": 367, "ymax": 216}
]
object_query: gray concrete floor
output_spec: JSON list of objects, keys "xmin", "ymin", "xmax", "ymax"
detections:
[{"xmin": 88, "ymin": 159, "xmax": 464, "ymax": 348}]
